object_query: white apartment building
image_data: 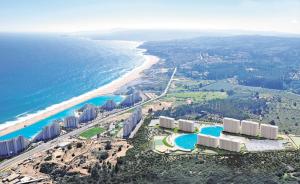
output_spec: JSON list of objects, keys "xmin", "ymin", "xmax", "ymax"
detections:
[
  {"xmin": 64, "ymin": 116, "xmax": 79, "ymax": 129},
  {"xmin": 159, "ymin": 116, "xmax": 175, "ymax": 129},
  {"xmin": 260, "ymin": 124, "xmax": 278, "ymax": 139},
  {"xmin": 223, "ymin": 118, "xmax": 240, "ymax": 133},
  {"xmin": 197, "ymin": 134, "xmax": 219, "ymax": 148},
  {"xmin": 178, "ymin": 119, "xmax": 195, "ymax": 132},
  {"xmin": 219, "ymin": 137, "xmax": 241, "ymax": 152},
  {"xmin": 241, "ymin": 120, "xmax": 259, "ymax": 136}
]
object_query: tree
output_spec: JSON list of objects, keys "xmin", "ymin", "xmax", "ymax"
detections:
[
  {"xmin": 270, "ymin": 120, "xmax": 276, "ymax": 125},
  {"xmin": 227, "ymin": 90, "xmax": 234, "ymax": 96},
  {"xmin": 91, "ymin": 166, "xmax": 99, "ymax": 179},
  {"xmin": 98, "ymin": 150, "xmax": 109, "ymax": 160},
  {"xmin": 105, "ymin": 141, "xmax": 112, "ymax": 150},
  {"xmin": 76, "ymin": 142, "xmax": 83, "ymax": 148},
  {"xmin": 67, "ymin": 144, "xmax": 72, "ymax": 150}
]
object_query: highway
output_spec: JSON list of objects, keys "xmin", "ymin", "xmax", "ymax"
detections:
[{"xmin": 0, "ymin": 67, "xmax": 177, "ymax": 172}]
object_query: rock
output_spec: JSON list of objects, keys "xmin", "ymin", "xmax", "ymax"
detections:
[{"xmin": 286, "ymin": 165, "xmax": 295, "ymax": 172}]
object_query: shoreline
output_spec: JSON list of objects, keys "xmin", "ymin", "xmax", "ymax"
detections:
[{"xmin": 0, "ymin": 52, "xmax": 159, "ymax": 137}]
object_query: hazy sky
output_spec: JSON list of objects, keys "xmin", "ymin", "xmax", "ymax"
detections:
[{"xmin": 0, "ymin": 0, "xmax": 299, "ymax": 33}]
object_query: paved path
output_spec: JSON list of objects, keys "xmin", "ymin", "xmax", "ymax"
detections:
[{"xmin": 0, "ymin": 67, "xmax": 177, "ymax": 172}]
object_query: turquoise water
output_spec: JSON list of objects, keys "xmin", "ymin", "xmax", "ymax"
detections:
[
  {"xmin": 0, "ymin": 34, "xmax": 144, "ymax": 126},
  {"xmin": 175, "ymin": 126, "xmax": 223, "ymax": 150},
  {"xmin": 0, "ymin": 95, "xmax": 123, "ymax": 141},
  {"xmin": 175, "ymin": 134, "xmax": 198, "ymax": 150},
  {"xmin": 200, "ymin": 126, "xmax": 223, "ymax": 137}
]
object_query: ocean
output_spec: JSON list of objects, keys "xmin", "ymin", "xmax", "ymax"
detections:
[{"xmin": 0, "ymin": 33, "xmax": 145, "ymax": 140}]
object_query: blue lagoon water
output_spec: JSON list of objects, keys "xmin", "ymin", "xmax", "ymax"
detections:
[
  {"xmin": 175, "ymin": 134, "xmax": 198, "ymax": 150},
  {"xmin": 0, "ymin": 33, "xmax": 145, "ymax": 140},
  {"xmin": 175, "ymin": 126, "xmax": 224, "ymax": 150},
  {"xmin": 200, "ymin": 126, "xmax": 223, "ymax": 137},
  {"xmin": 0, "ymin": 95, "xmax": 123, "ymax": 141}
]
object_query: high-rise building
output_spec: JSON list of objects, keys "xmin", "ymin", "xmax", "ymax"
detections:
[
  {"xmin": 101, "ymin": 100, "xmax": 117, "ymax": 111},
  {"xmin": 0, "ymin": 136, "xmax": 30, "ymax": 158},
  {"xmin": 78, "ymin": 104, "xmax": 97, "ymax": 123},
  {"xmin": 219, "ymin": 137, "xmax": 241, "ymax": 152},
  {"xmin": 159, "ymin": 116, "xmax": 175, "ymax": 129},
  {"xmin": 241, "ymin": 120, "xmax": 259, "ymax": 136},
  {"xmin": 33, "ymin": 121, "xmax": 61, "ymax": 142},
  {"xmin": 223, "ymin": 118, "xmax": 240, "ymax": 133},
  {"xmin": 123, "ymin": 107, "xmax": 142, "ymax": 138},
  {"xmin": 197, "ymin": 134, "xmax": 219, "ymax": 148},
  {"xmin": 260, "ymin": 124, "xmax": 278, "ymax": 139},
  {"xmin": 120, "ymin": 91, "xmax": 142, "ymax": 107},
  {"xmin": 178, "ymin": 119, "xmax": 195, "ymax": 132},
  {"xmin": 64, "ymin": 116, "xmax": 79, "ymax": 129}
]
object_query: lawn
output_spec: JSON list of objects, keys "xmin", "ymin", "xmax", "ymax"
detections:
[
  {"xmin": 165, "ymin": 91, "xmax": 228, "ymax": 104},
  {"xmin": 80, "ymin": 127, "xmax": 104, "ymax": 139},
  {"xmin": 162, "ymin": 136, "xmax": 174, "ymax": 148}
]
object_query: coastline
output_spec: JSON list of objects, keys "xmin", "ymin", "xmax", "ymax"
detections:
[{"xmin": 0, "ymin": 52, "xmax": 159, "ymax": 137}]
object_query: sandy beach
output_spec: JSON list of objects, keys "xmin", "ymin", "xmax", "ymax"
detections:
[{"xmin": 0, "ymin": 54, "xmax": 159, "ymax": 137}]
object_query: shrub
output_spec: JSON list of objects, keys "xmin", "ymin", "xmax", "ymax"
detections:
[
  {"xmin": 105, "ymin": 141, "xmax": 112, "ymax": 150},
  {"xmin": 98, "ymin": 150, "xmax": 109, "ymax": 160},
  {"xmin": 67, "ymin": 144, "xmax": 72, "ymax": 150},
  {"xmin": 76, "ymin": 142, "xmax": 83, "ymax": 148}
]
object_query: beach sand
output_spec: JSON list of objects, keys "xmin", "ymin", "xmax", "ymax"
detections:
[{"xmin": 0, "ymin": 54, "xmax": 159, "ymax": 137}]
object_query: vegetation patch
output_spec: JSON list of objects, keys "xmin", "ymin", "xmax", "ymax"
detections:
[
  {"xmin": 80, "ymin": 127, "xmax": 104, "ymax": 139},
  {"xmin": 165, "ymin": 91, "xmax": 227, "ymax": 104},
  {"xmin": 162, "ymin": 136, "xmax": 174, "ymax": 148}
]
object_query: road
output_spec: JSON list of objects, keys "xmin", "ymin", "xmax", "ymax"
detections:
[{"xmin": 0, "ymin": 67, "xmax": 177, "ymax": 172}]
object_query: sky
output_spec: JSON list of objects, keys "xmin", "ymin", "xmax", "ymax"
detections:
[{"xmin": 0, "ymin": 0, "xmax": 299, "ymax": 33}]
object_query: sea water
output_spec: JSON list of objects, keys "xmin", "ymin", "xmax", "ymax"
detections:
[{"xmin": 0, "ymin": 33, "xmax": 145, "ymax": 140}]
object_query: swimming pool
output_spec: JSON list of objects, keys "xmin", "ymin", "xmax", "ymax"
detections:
[
  {"xmin": 174, "ymin": 125, "xmax": 223, "ymax": 150},
  {"xmin": 200, "ymin": 126, "xmax": 223, "ymax": 137}
]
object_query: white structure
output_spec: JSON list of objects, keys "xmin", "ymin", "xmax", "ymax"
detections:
[
  {"xmin": 64, "ymin": 116, "xmax": 79, "ymax": 129},
  {"xmin": 33, "ymin": 121, "xmax": 61, "ymax": 142},
  {"xmin": 102, "ymin": 100, "xmax": 117, "ymax": 111},
  {"xmin": 123, "ymin": 107, "xmax": 142, "ymax": 138},
  {"xmin": 223, "ymin": 118, "xmax": 240, "ymax": 133},
  {"xmin": 78, "ymin": 105, "xmax": 97, "ymax": 123},
  {"xmin": 197, "ymin": 134, "xmax": 219, "ymax": 148},
  {"xmin": 260, "ymin": 124, "xmax": 278, "ymax": 139},
  {"xmin": 159, "ymin": 116, "xmax": 175, "ymax": 129},
  {"xmin": 219, "ymin": 137, "xmax": 241, "ymax": 152},
  {"xmin": 0, "ymin": 136, "xmax": 30, "ymax": 158},
  {"xmin": 178, "ymin": 119, "xmax": 195, "ymax": 132},
  {"xmin": 241, "ymin": 120, "xmax": 259, "ymax": 136}
]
